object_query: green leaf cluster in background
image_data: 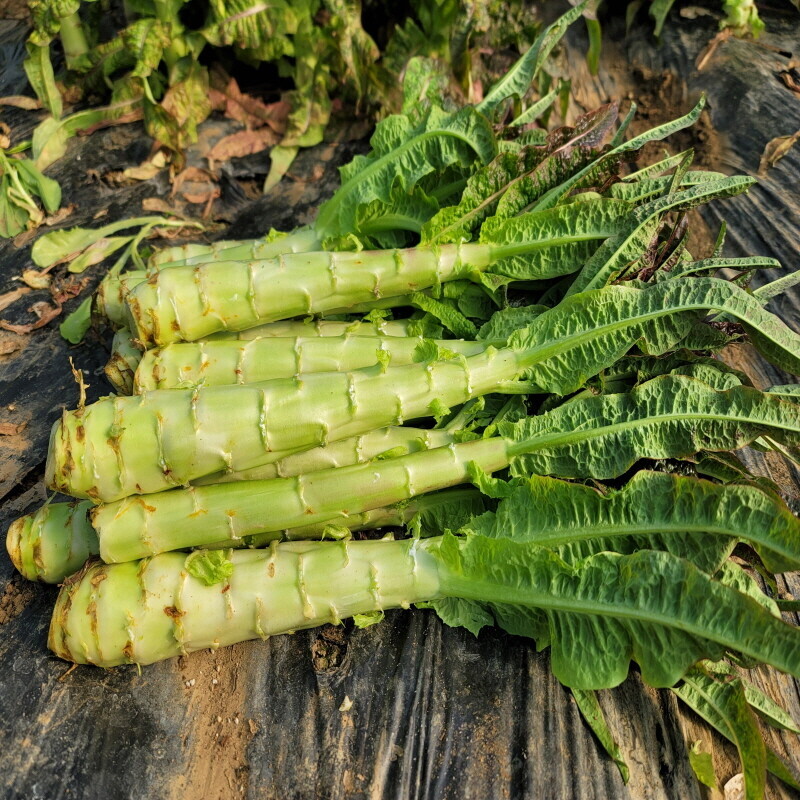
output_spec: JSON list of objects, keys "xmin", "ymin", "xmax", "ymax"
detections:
[
  {"xmin": 19, "ymin": 0, "xmax": 568, "ymax": 181},
  {"xmin": 0, "ymin": 146, "xmax": 61, "ymax": 238}
]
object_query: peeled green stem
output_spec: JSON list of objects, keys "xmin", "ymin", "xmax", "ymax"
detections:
[
  {"xmin": 125, "ymin": 243, "xmax": 495, "ymax": 345},
  {"xmin": 54, "ymin": 277, "xmax": 800, "ymax": 503},
  {"xmin": 147, "ymin": 227, "xmax": 321, "ymax": 269},
  {"xmin": 105, "ymin": 318, "xmax": 424, "ymax": 393},
  {"xmin": 198, "ymin": 426, "xmax": 454, "ymax": 484},
  {"xmin": 6, "ymin": 500, "xmax": 96, "ymax": 583},
  {"xmin": 49, "ymin": 538, "xmax": 442, "ymax": 666},
  {"xmin": 47, "ymin": 346, "xmax": 523, "ymax": 502},
  {"xmin": 92, "ymin": 437, "xmax": 511, "ymax": 562},
  {"xmin": 133, "ymin": 336, "xmax": 491, "ymax": 391},
  {"xmin": 12, "ymin": 425, "xmax": 453, "ymax": 581},
  {"xmin": 8, "ymin": 481, "xmax": 471, "ymax": 584}
]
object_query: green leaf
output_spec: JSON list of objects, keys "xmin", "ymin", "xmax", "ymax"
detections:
[
  {"xmin": 264, "ymin": 145, "xmax": 299, "ymax": 193},
  {"xmin": 478, "ymin": 305, "xmax": 547, "ymax": 342},
  {"xmin": 433, "ymin": 533, "xmax": 800, "ymax": 689},
  {"xmin": 766, "ymin": 384, "xmax": 800, "ymax": 400},
  {"xmin": 509, "ymin": 86, "xmax": 559, "ymax": 127},
  {"xmin": 427, "ymin": 596, "xmax": 494, "ymax": 637},
  {"xmin": 473, "ymin": 469, "xmax": 800, "ymax": 575},
  {"xmin": 571, "ymin": 689, "xmax": 630, "ymax": 783},
  {"xmin": 674, "ymin": 672, "xmax": 800, "ymax": 791},
  {"xmin": 315, "ymin": 104, "xmax": 496, "ymax": 241},
  {"xmin": 467, "ymin": 462, "xmax": 515, "ymax": 499},
  {"xmin": 504, "ymin": 375, "xmax": 800, "ymax": 483},
  {"xmin": 184, "ymin": 549, "xmax": 235, "ymax": 586},
  {"xmin": 14, "ymin": 159, "xmax": 61, "ymax": 213},
  {"xmin": 477, "ymin": 3, "xmax": 585, "ymax": 115},
  {"xmin": 351, "ymin": 179, "xmax": 439, "ymax": 249},
  {"xmin": 122, "ymin": 18, "xmax": 170, "ymax": 78},
  {"xmin": 23, "ymin": 42, "xmax": 62, "ymax": 118},
  {"xmin": 534, "ymin": 97, "xmax": 707, "ymax": 211},
  {"xmin": 424, "ymin": 103, "xmax": 620, "ymax": 245},
  {"xmin": 657, "ymin": 255, "xmax": 781, "ymax": 282},
  {"xmin": 202, "ymin": 0, "xmax": 298, "ymax": 53},
  {"xmin": 353, "ymin": 610, "xmax": 384, "ymax": 628},
  {"xmin": 480, "ymin": 198, "xmax": 632, "ymax": 282},
  {"xmin": 512, "ymin": 278, "xmax": 800, "ymax": 395},
  {"xmin": 408, "ymin": 292, "xmax": 478, "ymax": 339},
  {"xmin": 675, "ymin": 668, "xmax": 766, "ymax": 800},
  {"xmin": 688, "ymin": 741, "xmax": 718, "ymax": 791},
  {"xmin": 400, "ymin": 57, "xmax": 452, "ymax": 115},
  {"xmin": 752, "ymin": 270, "xmax": 800, "ymax": 304},
  {"xmin": 703, "ymin": 661, "xmax": 800, "ymax": 732},
  {"xmin": 59, "ymin": 295, "xmax": 93, "ymax": 344},
  {"xmin": 650, "ymin": 0, "xmax": 677, "ymax": 36},
  {"xmin": 566, "ymin": 177, "xmax": 756, "ymax": 296}
]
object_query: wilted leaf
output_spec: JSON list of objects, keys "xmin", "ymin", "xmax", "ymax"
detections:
[
  {"xmin": 44, "ymin": 203, "xmax": 75, "ymax": 226},
  {"xmin": 0, "ymin": 422, "xmax": 27, "ymax": 435},
  {"xmin": 758, "ymin": 130, "xmax": 800, "ymax": 175},
  {"xmin": 67, "ymin": 236, "xmax": 133, "ymax": 273},
  {"xmin": 24, "ymin": 41, "xmax": 62, "ymax": 118},
  {"xmin": 21, "ymin": 269, "xmax": 52, "ymax": 289},
  {"xmin": 157, "ymin": 61, "xmax": 213, "ymax": 153},
  {"xmin": 0, "ymin": 338, "xmax": 22, "ymax": 355},
  {"xmin": 0, "ymin": 287, "xmax": 32, "ymax": 312},
  {"xmin": 206, "ymin": 127, "xmax": 280, "ymax": 164},
  {"xmin": 263, "ymin": 144, "xmax": 298, "ymax": 193},
  {"xmin": 0, "ymin": 96, "xmax": 43, "ymax": 110},
  {"xmin": 0, "ymin": 300, "xmax": 61, "ymax": 334},
  {"xmin": 209, "ymin": 69, "xmax": 290, "ymax": 132}
]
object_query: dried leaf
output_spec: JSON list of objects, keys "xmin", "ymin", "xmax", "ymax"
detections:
[
  {"xmin": 724, "ymin": 773, "xmax": 745, "ymax": 800},
  {"xmin": 141, "ymin": 197, "xmax": 191, "ymax": 219},
  {"xmin": 121, "ymin": 163, "xmax": 163, "ymax": 181},
  {"xmin": 0, "ymin": 287, "xmax": 31, "ymax": 312},
  {"xmin": 206, "ymin": 127, "xmax": 280, "ymax": 164},
  {"xmin": 758, "ymin": 130, "xmax": 800, "ymax": 175},
  {"xmin": 0, "ymin": 96, "xmax": 42, "ymax": 110},
  {"xmin": 0, "ymin": 300, "xmax": 61, "ymax": 334},
  {"xmin": 12, "ymin": 229, "xmax": 38, "ymax": 248},
  {"xmin": 0, "ymin": 337, "xmax": 22, "ymax": 355},
  {"xmin": 209, "ymin": 69, "xmax": 289, "ymax": 133},
  {"xmin": 44, "ymin": 204, "xmax": 76, "ymax": 226},
  {"xmin": 52, "ymin": 278, "xmax": 89, "ymax": 305},
  {"xmin": 0, "ymin": 422, "xmax": 27, "ymax": 435},
  {"xmin": 696, "ymin": 30, "xmax": 732, "ymax": 71},
  {"xmin": 778, "ymin": 68, "xmax": 800, "ymax": 96},
  {"xmin": 21, "ymin": 269, "xmax": 52, "ymax": 289}
]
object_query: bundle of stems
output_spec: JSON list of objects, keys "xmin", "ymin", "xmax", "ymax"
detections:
[{"xmin": 6, "ymin": 13, "xmax": 800, "ymax": 794}]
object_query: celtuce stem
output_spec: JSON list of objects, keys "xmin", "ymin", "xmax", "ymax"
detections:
[
  {"xmin": 46, "ymin": 347, "xmax": 521, "ymax": 501},
  {"xmin": 91, "ymin": 437, "xmax": 510, "ymax": 562},
  {"xmin": 133, "ymin": 336, "xmax": 490, "ymax": 391},
  {"xmin": 49, "ymin": 539, "xmax": 443, "ymax": 666},
  {"xmin": 125, "ymin": 243, "xmax": 492, "ymax": 345}
]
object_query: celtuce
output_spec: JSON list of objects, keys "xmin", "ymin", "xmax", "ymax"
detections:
[{"xmin": 46, "ymin": 277, "xmax": 800, "ymax": 502}]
